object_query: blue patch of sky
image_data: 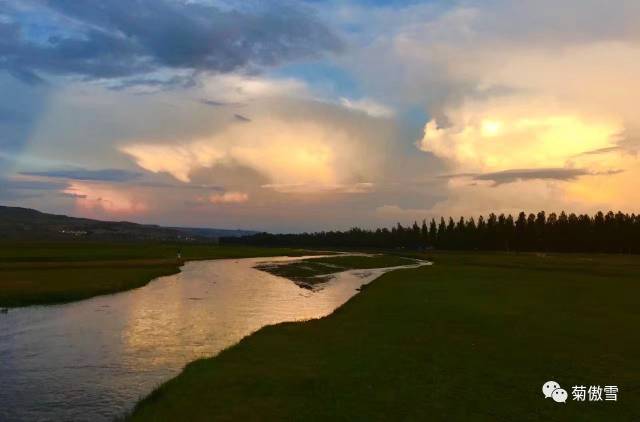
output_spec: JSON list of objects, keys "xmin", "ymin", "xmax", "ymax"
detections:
[
  {"xmin": 401, "ymin": 106, "xmax": 429, "ymax": 129},
  {"xmin": 396, "ymin": 105, "xmax": 429, "ymax": 150},
  {"xmin": 7, "ymin": 4, "xmax": 85, "ymax": 44},
  {"xmin": 269, "ymin": 61, "xmax": 362, "ymax": 99}
]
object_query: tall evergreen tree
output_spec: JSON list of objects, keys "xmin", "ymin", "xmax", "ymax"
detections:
[{"xmin": 222, "ymin": 210, "xmax": 640, "ymax": 254}]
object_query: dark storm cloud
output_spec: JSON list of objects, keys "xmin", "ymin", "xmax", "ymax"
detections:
[
  {"xmin": 1, "ymin": 179, "xmax": 66, "ymax": 190},
  {"xmin": 0, "ymin": 0, "xmax": 343, "ymax": 84},
  {"xmin": 199, "ymin": 98, "xmax": 245, "ymax": 108},
  {"xmin": 438, "ymin": 168, "xmax": 624, "ymax": 186},
  {"xmin": 436, "ymin": 172, "xmax": 479, "ymax": 179},
  {"xmin": 576, "ymin": 146, "xmax": 623, "ymax": 156},
  {"xmin": 0, "ymin": 178, "xmax": 67, "ymax": 200},
  {"xmin": 475, "ymin": 168, "xmax": 623, "ymax": 185},
  {"xmin": 234, "ymin": 114, "xmax": 251, "ymax": 122},
  {"xmin": 575, "ymin": 138, "xmax": 640, "ymax": 157},
  {"xmin": 7, "ymin": 67, "xmax": 46, "ymax": 85},
  {"xmin": 0, "ymin": 17, "xmax": 144, "ymax": 81},
  {"xmin": 474, "ymin": 168, "xmax": 591, "ymax": 185},
  {"xmin": 200, "ymin": 99, "xmax": 229, "ymax": 107},
  {"xmin": 20, "ymin": 168, "xmax": 142, "ymax": 182}
]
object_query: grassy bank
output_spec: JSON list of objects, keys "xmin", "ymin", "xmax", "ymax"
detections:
[
  {"xmin": 130, "ymin": 252, "xmax": 640, "ymax": 421},
  {"xmin": 256, "ymin": 254, "xmax": 418, "ymax": 287},
  {"xmin": 0, "ymin": 242, "xmax": 307, "ymax": 307}
]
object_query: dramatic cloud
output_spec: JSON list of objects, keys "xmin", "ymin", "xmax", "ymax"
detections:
[
  {"xmin": 4, "ymin": 0, "xmax": 640, "ymax": 230},
  {"xmin": 63, "ymin": 182, "xmax": 149, "ymax": 216},
  {"xmin": 20, "ymin": 168, "xmax": 142, "ymax": 182},
  {"xmin": 378, "ymin": 0, "xmax": 640, "ymax": 216},
  {"xmin": 0, "ymin": 0, "xmax": 342, "ymax": 83},
  {"xmin": 419, "ymin": 99, "xmax": 623, "ymax": 173},
  {"xmin": 118, "ymin": 89, "xmax": 394, "ymax": 194},
  {"xmin": 122, "ymin": 119, "xmax": 350, "ymax": 188}
]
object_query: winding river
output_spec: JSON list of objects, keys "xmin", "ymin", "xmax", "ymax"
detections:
[{"xmin": 0, "ymin": 255, "xmax": 427, "ymax": 421}]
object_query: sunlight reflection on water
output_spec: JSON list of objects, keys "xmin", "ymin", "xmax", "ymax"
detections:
[{"xmin": 0, "ymin": 256, "xmax": 427, "ymax": 421}]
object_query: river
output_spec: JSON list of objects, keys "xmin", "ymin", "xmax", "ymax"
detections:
[{"xmin": 0, "ymin": 255, "xmax": 427, "ymax": 421}]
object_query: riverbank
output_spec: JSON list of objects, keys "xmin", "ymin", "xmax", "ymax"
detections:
[
  {"xmin": 0, "ymin": 242, "xmax": 307, "ymax": 307},
  {"xmin": 130, "ymin": 252, "xmax": 640, "ymax": 421},
  {"xmin": 255, "ymin": 254, "xmax": 419, "ymax": 288},
  {"xmin": 2, "ymin": 254, "xmax": 388, "ymax": 421}
]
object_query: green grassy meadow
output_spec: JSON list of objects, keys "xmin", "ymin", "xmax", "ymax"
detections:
[
  {"xmin": 0, "ymin": 242, "xmax": 307, "ymax": 307},
  {"xmin": 130, "ymin": 251, "xmax": 640, "ymax": 421}
]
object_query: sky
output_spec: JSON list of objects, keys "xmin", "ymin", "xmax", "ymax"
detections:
[{"xmin": 1, "ymin": 0, "xmax": 639, "ymax": 232}]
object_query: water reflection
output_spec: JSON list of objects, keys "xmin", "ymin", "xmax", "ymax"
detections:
[{"xmin": 0, "ymin": 256, "xmax": 427, "ymax": 421}]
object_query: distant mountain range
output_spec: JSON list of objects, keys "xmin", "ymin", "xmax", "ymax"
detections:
[{"xmin": 0, "ymin": 205, "xmax": 258, "ymax": 241}]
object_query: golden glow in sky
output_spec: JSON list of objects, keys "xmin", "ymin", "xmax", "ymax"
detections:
[{"xmin": 421, "ymin": 108, "xmax": 622, "ymax": 172}]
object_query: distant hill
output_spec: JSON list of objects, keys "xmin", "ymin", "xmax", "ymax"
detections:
[{"xmin": 0, "ymin": 206, "xmax": 257, "ymax": 241}]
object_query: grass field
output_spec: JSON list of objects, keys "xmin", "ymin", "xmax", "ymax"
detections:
[
  {"xmin": 0, "ymin": 242, "xmax": 307, "ymax": 307},
  {"xmin": 130, "ymin": 251, "xmax": 640, "ymax": 421}
]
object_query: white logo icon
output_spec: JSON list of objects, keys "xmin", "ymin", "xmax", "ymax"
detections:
[
  {"xmin": 552, "ymin": 388, "xmax": 568, "ymax": 403},
  {"xmin": 543, "ymin": 380, "xmax": 567, "ymax": 403},
  {"xmin": 542, "ymin": 380, "xmax": 561, "ymax": 399}
]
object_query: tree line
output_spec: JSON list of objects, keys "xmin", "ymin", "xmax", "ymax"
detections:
[{"xmin": 221, "ymin": 211, "xmax": 640, "ymax": 253}]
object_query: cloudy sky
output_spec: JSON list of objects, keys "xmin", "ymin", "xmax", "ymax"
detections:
[{"xmin": 1, "ymin": 0, "xmax": 639, "ymax": 231}]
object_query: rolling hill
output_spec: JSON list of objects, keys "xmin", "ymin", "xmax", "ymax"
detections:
[{"xmin": 0, "ymin": 205, "xmax": 256, "ymax": 241}]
